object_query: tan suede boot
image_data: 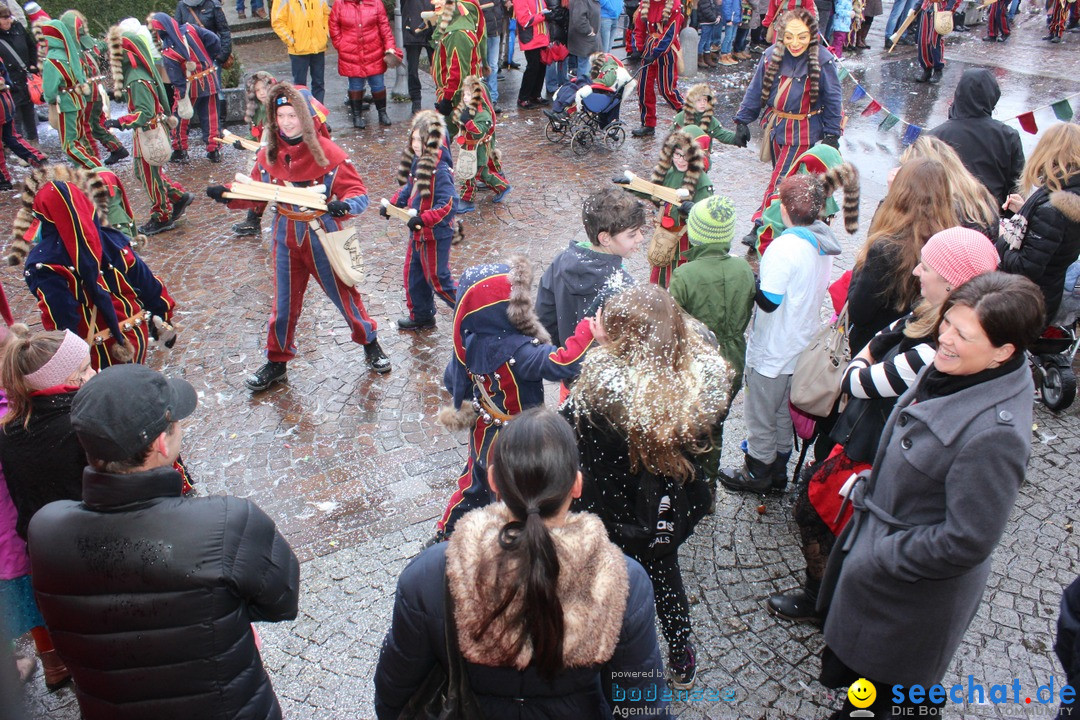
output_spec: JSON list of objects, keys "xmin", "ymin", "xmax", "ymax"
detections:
[
  {"xmin": 719, "ymin": 53, "xmax": 738, "ymax": 65},
  {"xmin": 40, "ymin": 649, "xmax": 71, "ymax": 691}
]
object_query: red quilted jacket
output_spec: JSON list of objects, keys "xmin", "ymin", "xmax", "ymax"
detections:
[{"xmin": 329, "ymin": 0, "xmax": 400, "ymax": 78}]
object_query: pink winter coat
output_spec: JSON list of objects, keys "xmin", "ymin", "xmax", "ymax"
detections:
[
  {"xmin": 329, "ymin": 0, "xmax": 402, "ymax": 78},
  {"xmin": 0, "ymin": 392, "xmax": 30, "ymax": 581}
]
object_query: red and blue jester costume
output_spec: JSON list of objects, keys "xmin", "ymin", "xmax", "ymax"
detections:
[
  {"xmin": 211, "ymin": 83, "xmax": 390, "ymax": 384},
  {"xmin": 915, "ymin": 0, "xmax": 958, "ymax": 79},
  {"xmin": 436, "ymin": 256, "xmax": 595, "ymax": 535},
  {"xmin": 146, "ymin": 12, "xmax": 223, "ymax": 157},
  {"xmin": 7, "ymin": 166, "xmax": 176, "ymax": 371},
  {"xmin": 389, "ymin": 110, "xmax": 457, "ymax": 328},
  {"xmin": 632, "ymin": 0, "xmax": 684, "ymax": 133}
]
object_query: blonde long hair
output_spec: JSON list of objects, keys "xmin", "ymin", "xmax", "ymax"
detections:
[
  {"xmin": 900, "ymin": 135, "xmax": 999, "ymax": 233},
  {"xmin": 568, "ymin": 286, "xmax": 731, "ymax": 482},
  {"xmin": 1022, "ymin": 122, "xmax": 1080, "ymax": 193},
  {"xmin": 854, "ymin": 159, "xmax": 958, "ymax": 314}
]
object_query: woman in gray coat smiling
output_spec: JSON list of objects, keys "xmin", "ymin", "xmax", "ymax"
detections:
[{"xmin": 817, "ymin": 271, "xmax": 1045, "ymax": 719}]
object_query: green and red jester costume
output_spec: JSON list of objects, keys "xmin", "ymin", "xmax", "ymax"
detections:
[
  {"xmin": 431, "ymin": 0, "xmax": 485, "ymax": 140},
  {"xmin": 60, "ymin": 11, "xmax": 125, "ymax": 164},
  {"xmin": 454, "ymin": 75, "xmax": 509, "ymax": 206},
  {"xmin": 35, "ymin": 18, "xmax": 100, "ymax": 168}
]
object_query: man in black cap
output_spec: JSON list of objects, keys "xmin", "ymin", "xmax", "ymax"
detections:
[{"xmin": 27, "ymin": 364, "xmax": 300, "ymax": 720}]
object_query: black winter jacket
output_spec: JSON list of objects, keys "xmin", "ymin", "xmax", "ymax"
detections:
[
  {"xmin": 928, "ymin": 68, "xmax": 1025, "ymax": 208},
  {"xmin": 847, "ymin": 241, "xmax": 914, "ymax": 354},
  {"xmin": 1057, "ymin": 576, "xmax": 1080, "ymax": 718},
  {"xmin": 0, "ymin": 391, "xmax": 85, "ymax": 540},
  {"xmin": 28, "ymin": 466, "xmax": 300, "ymax": 720},
  {"xmin": 400, "ymin": 0, "xmax": 435, "ymax": 45},
  {"xmin": 175, "ymin": 0, "xmax": 233, "ymax": 62},
  {"xmin": 373, "ymin": 511, "xmax": 670, "ymax": 720},
  {"xmin": 0, "ymin": 20, "xmax": 35, "ymax": 101},
  {"xmin": 997, "ymin": 175, "xmax": 1080, "ymax": 322},
  {"xmin": 535, "ymin": 241, "xmax": 633, "ymax": 346}
]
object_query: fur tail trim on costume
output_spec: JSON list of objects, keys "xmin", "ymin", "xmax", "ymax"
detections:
[
  {"xmin": 109, "ymin": 339, "xmax": 134, "ymax": 363},
  {"xmin": 821, "ymin": 162, "xmax": 860, "ymax": 233},
  {"xmin": 438, "ymin": 403, "xmax": 479, "ymax": 431},
  {"xmin": 652, "ymin": 130, "xmax": 705, "ymax": 196},
  {"xmin": 106, "ymin": 25, "xmax": 125, "ymax": 100},
  {"xmin": 244, "ymin": 71, "xmax": 276, "ymax": 124},
  {"xmin": 452, "ymin": 219, "xmax": 465, "ymax": 245},
  {"xmin": 506, "ymin": 254, "xmax": 551, "ymax": 343},
  {"xmin": 9, "ymin": 166, "xmax": 112, "ymax": 265},
  {"xmin": 403, "ymin": 109, "xmax": 446, "ymax": 197}
]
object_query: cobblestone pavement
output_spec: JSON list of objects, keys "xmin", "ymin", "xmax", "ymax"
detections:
[{"xmin": 11, "ymin": 10, "xmax": 1080, "ymax": 719}]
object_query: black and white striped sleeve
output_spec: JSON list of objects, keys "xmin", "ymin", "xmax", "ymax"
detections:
[{"xmin": 841, "ymin": 342, "xmax": 936, "ymax": 399}]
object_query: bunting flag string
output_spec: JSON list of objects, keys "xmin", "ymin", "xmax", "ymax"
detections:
[{"xmin": 823, "ymin": 43, "xmax": 1080, "ymax": 145}]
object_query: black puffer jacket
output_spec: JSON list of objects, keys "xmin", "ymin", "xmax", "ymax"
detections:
[
  {"xmin": 29, "ymin": 466, "xmax": 300, "ymax": 720},
  {"xmin": 928, "ymin": 68, "xmax": 1025, "ymax": 208},
  {"xmin": 0, "ymin": 391, "xmax": 85, "ymax": 540},
  {"xmin": 997, "ymin": 174, "xmax": 1080, "ymax": 322}
]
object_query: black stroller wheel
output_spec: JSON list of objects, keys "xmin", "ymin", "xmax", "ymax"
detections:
[
  {"xmin": 605, "ymin": 123, "xmax": 626, "ymax": 150},
  {"xmin": 1040, "ymin": 362, "xmax": 1077, "ymax": 412},
  {"xmin": 571, "ymin": 128, "xmax": 594, "ymax": 156},
  {"xmin": 545, "ymin": 119, "xmax": 567, "ymax": 143}
]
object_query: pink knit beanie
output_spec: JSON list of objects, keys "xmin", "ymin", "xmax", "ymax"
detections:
[{"xmin": 922, "ymin": 227, "xmax": 1000, "ymax": 288}]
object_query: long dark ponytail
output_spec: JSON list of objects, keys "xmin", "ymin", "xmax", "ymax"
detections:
[{"xmin": 474, "ymin": 407, "xmax": 579, "ymax": 681}]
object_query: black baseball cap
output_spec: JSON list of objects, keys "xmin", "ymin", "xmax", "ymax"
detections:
[{"xmin": 71, "ymin": 364, "xmax": 198, "ymax": 462}]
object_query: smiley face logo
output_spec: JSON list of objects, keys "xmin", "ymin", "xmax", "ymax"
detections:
[{"xmin": 848, "ymin": 678, "xmax": 877, "ymax": 709}]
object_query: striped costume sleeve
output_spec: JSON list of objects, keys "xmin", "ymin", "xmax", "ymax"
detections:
[{"xmin": 842, "ymin": 341, "xmax": 936, "ymax": 400}]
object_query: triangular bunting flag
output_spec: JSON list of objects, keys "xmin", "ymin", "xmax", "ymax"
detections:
[
  {"xmin": 837, "ymin": 65, "xmax": 851, "ymax": 81},
  {"xmin": 1018, "ymin": 112, "xmax": 1038, "ymax": 134},
  {"xmin": 878, "ymin": 113, "xmax": 901, "ymax": 131},
  {"xmin": 1052, "ymin": 100, "xmax": 1074, "ymax": 122},
  {"xmin": 850, "ymin": 86, "xmax": 867, "ymax": 104},
  {"xmin": 901, "ymin": 124, "xmax": 922, "ymax": 145},
  {"xmin": 860, "ymin": 100, "xmax": 883, "ymax": 117}
]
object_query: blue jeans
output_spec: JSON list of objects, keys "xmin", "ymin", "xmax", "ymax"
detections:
[
  {"xmin": 572, "ymin": 54, "xmax": 592, "ymax": 76},
  {"xmin": 1007, "ymin": 0, "xmax": 1021, "ymax": 19},
  {"xmin": 236, "ymin": 0, "xmax": 263, "ymax": 11},
  {"xmin": 884, "ymin": 0, "xmax": 920, "ymax": 40},
  {"xmin": 347, "ymin": 74, "xmax": 385, "ymax": 92},
  {"xmin": 545, "ymin": 59, "xmax": 567, "ymax": 95},
  {"xmin": 507, "ymin": 19, "xmax": 517, "ymax": 63},
  {"xmin": 734, "ymin": 24, "xmax": 750, "ymax": 51},
  {"xmin": 719, "ymin": 21, "xmax": 738, "ymax": 53},
  {"xmin": 698, "ymin": 22, "xmax": 715, "ymax": 53},
  {"xmin": 599, "ymin": 15, "xmax": 618, "ymax": 52},
  {"xmin": 290, "ymin": 52, "xmax": 325, "ymax": 103},
  {"xmin": 486, "ymin": 36, "xmax": 501, "ymax": 104}
]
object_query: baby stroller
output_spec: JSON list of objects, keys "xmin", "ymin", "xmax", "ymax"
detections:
[
  {"xmin": 1032, "ymin": 263, "xmax": 1080, "ymax": 412},
  {"xmin": 568, "ymin": 89, "xmax": 628, "ymax": 155},
  {"xmin": 544, "ymin": 76, "xmax": 591, "ymax": 144}
]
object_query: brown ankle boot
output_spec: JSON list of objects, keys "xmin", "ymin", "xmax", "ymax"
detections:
[{"xmin": 40, "ymin": 649, "xmax": 71, "ymax": 691}]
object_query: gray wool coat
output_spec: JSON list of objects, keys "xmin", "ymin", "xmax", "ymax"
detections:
[
  {"xmin": 568, "ymin": 0, "xmax": 600, "ymax": 58},
  {"xmin": 821, "ymin": 361, "xmax": 1034, "ymax": 687}
]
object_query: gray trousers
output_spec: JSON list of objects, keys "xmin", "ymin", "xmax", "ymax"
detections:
[{"xmin": 744, "ymin": 367, "xmax": 793, "ymax": 464}]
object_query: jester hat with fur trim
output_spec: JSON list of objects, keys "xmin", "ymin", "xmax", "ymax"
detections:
[
  {"xmin": 9, "ymin": 165, "xmax": 110, "ymax": 266},
  {"xmin": 397, "ymin": 110, "xmax": 449, "ymax": 198}
]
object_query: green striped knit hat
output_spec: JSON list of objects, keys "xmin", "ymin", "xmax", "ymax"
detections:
[{"xmin": 687, "ymin": 195, "xmax": 736, "ymax": 251}]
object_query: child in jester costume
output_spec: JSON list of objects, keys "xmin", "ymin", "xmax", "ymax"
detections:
[
  {"xmin": 146, "ymin": 12, "xmax": 223, "ymax": 163},
  {"xmin": 752, "ymin": 143, "xmax": 860, "ymax": 255},
  {"xmin": 431, "ymin": 0, "xmax": 485, "ymax": 141},
  {"xmin": 453, "ymin": 74, "xmax": 510, "ymax": 213},
  {"xmin": 205, "ymin": 82, "xmax": 392, "ymax": 391},
  {"xmin": 105, "ymin": 24, "xmax": 194, "ymax": 237},
  {"xmin": 60, "ymin": 10, "xmax": 128, "ymax": 167},
  {"xmin": 386, "ymin": 110, "xmax": 459, "ymax": 331},
  {"xmin": 671, "ymin": 83, "xmax": 741, "ymax": 156},
  {"xmin": 229, "ymin": 70, "xmax": 278, "ymax": 238},
  {"xmin": 6, "ymin": 165, "xmax": 178, "ymax": 371},
  {"xmin": 34, "ymin": 18, "xmax": 100, "ymax": 169},
  {"xmin": 615, "ymin": 126, "xmax": 713, "ymax": 288},
  {"xmin": 434, "ymin": 254, "xmax": 596, "ymax": 537}
]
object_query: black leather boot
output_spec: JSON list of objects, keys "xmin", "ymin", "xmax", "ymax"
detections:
[
  {"xmin": 348, "ymin": 90, "xmax": 366, "ymax": 129},
  {"xmin": 914, "ymin": 66, "xmax": 932, "ymax": 83},
  {"xmin": 373, "ymin": 90, "xmax": 391, "ymax": 126},
  {"xmin": 767, "ymin": 574, "xmax": 823, "ymax": 623},
  {"xmin": 771, "ymin": 451, "xmax": 792, "ymax": 492},
  {"xmin": 719, "ymin": 453, "xmax": 773, "ymax": 493}
]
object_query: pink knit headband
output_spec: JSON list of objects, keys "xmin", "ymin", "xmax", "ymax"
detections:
[{"xmin": 24, "ymin": 330, "xmax": 91, "ymax": 391}]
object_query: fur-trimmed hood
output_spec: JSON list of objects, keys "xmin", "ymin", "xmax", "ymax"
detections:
[
  {"xmin": 762, "ymin": 8, "xmax": 820, "ymax": 107},
  {"xmin": 683, "ymin": 83, "xmax": 715, "ymax": 128},
  {"xmin": 437, "ymin": 0, "xmax": 485, "ymax": 39},
  {"xmin": 445, "ymin": 503, "xmax": 629, "ymax": 669},
  {"xmin": 651, "ymin": 129, "xmax": 706, "ymax": 195},
  {"xmin": 34, "ymin": 19, "xmax": 90, "ymax": 90},
  {"xmin": 397, "ymin": 109, "xmax": 448, "ymax": 198},
  {"xmin": 244, "ymin": 71, "xmax": 277, "ymax": 125},
  {"xmin": 106, "ymin": 24, "xmax": 173, "ymax": 113},
  {"xmin": 264, "ymin": 81, "xmax": 328, "ymax": 167},
  {"xmin": 1050, "ymin": 187, "xmax": 1080, "ymax": 224},
  {"xmin": 9, "ymin": 166, "xmax": 110, "ymax": 266}
]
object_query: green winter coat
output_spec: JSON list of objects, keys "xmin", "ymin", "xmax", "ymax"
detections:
[
  {"xmin": 670, "ymin": 109, "xmax": 736, "ymax": 146},
  {"xmin": 669, "ymin": 243, "xmax": 756, "ymax": 387}
]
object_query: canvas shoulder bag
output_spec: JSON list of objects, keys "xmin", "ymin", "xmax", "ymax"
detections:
[{"xmin": 790, "ymin": 302, "xmax": 850, "ymax": 418}]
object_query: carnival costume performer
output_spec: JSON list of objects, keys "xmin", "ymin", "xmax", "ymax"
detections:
[
  {"xmin": 6, "ymin": 166, "xmax": 177, "ymax": 370},
  {"xmin": 630, "ymin": 0, "xmax": 684, "ymax": 137},
  {"xmin": 34, "ymin": 18, "xmax": 100, "ymax": 168},
  {"xmin": 146, "ymin": 12, "xmax": 223, "ymax": 163},
  {"xmin": 914, "ymin": 0, "xmax": 958, "ymax": 83},
  {"xmin": 0, "ymin": 58, "xmax": 44, "ymax": 189},
  {"xmin": 434, "ymin": 255, "xmax": 595, "ymax": 537},
  {"xmin": 388, "ymin": 110, "xmax": 459, "ymax": 331},
  {"xmin": 431, "ymin": 0, "xmax": 486, "ymax": 140},
  {"xmin": 1047, "ymin": 0, "xmax": 1069, "ymax": 42},
  {"xmin": 733, "ymin": 8, "xmax": 842, "ymax": 242},
  {"xmin": 671, "ymin": 83, "xmax": 738, "ymax": 153},
  {"xmin": 105, "ymin": 24, "xmax": 194, "ymax": 237},
  {"xmin": 616, "ymin": 127, "xmax": 713, "ymax": 288},
  {"xmin": 60, "ymin": 10, "xmax": 126, "ymax": 166},
  {"xmin": 230, "ymin": 70, "xmax": 277, "ymax": 238},
  {"xmin": 453, "ymin": 75, "xmax": 510, "ymax": 212},
  {"xmin": 206, "ymin": 83, "xmax": 391, "ymax": 392}
]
